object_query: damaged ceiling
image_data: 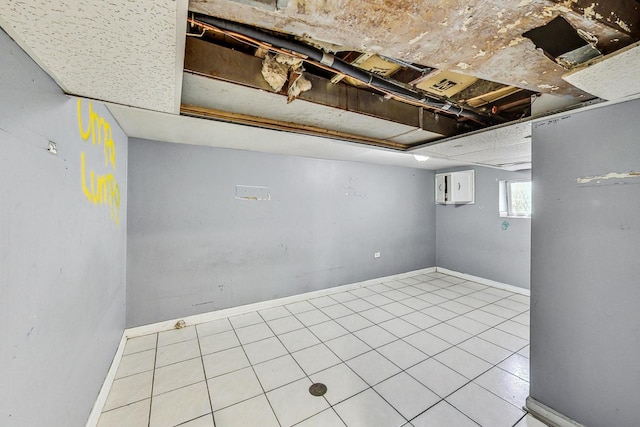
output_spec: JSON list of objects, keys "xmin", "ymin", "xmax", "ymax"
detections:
[
  {"xmin": 181, "ymin": 0, "xmax": 639, "ymax": 167},
  {"xmin": 1, "ymin": 0, "xmax": 639, "ymax": 170}
]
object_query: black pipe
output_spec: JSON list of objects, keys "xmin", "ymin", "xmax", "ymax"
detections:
[{"xmin": 192, "ymin": 14, "xmax": 503, "ymax": 125}]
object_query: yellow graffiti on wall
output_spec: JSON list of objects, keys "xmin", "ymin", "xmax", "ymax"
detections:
[{"xmin": 77, "ymin": 99, "xmax": 121, "ymax": 224}]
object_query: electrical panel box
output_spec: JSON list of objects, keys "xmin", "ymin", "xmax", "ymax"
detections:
[{"xmin": 435, "ymin": 170, "xmax": 475, "ymax": 204}]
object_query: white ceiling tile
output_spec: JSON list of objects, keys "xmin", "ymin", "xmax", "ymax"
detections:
[
  {"xmin": 563, "ymin": 41, "xmax": 640, "ymax": 101},
  {"xmin": 414, "ymin": 122, "xmax": 532, "ymax": 157},
  {"xmin": 453, "ymin": 142, "xmax": 531, "ymax": 163},
  {"xmin": 0, "ymin": 0, "xmax": 186, "ymax": 113},
  {"xmin": 108, "ymin": 103, "xmax": 468, "ymax": 171}
]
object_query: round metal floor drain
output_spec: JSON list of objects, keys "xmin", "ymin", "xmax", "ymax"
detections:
[{"xmin": 309, "ymin": 383, "xmax": 327, "ymax": 397}]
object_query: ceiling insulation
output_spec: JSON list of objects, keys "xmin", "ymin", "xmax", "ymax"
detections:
[
  {"xmin": 189, "ymin": 0, "xmax": 636, "ymax": 98},
  {"xmin": 2, "ymin": 0, "xmax": 637, "ymax": 171}
]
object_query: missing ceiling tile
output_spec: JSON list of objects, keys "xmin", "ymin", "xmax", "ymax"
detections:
[{"xmin": 523, "ymin": 16, "xmax": 601, "ymax": 69}]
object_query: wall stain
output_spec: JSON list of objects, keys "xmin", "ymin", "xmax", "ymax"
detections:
[{"xmin": 577, "ymin": 171, "xmax": 640, "ymax": 184}]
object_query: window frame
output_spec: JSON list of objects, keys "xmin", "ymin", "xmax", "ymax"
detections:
[{"xmin": 499, "ymin": 179, "xmax": 532, "ymax": 218}]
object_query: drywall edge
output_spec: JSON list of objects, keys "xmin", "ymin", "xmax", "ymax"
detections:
[{"xmin": 526, "ymin": 397, "xmax": 587, "ymax": 427}]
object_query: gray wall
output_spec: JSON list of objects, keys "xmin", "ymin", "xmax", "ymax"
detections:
[
  {"xmin": 530, "ymin": 99, "xmax": 640, "ymax": 427},
  {"xmin": 127, "ymin": 138, "xmax": 436, "ymax": 326},
  {"xmin": 436, "ymin": 166, "xmax": 531, "ymax": 289},
  {"xmin": 0, "ymin": 31, "xmax": 128, "ymax": 426}
]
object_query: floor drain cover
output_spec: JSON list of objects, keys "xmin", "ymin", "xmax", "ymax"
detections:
[{"xmin": 309, "ymin": 383, "xmax": 327, "ymax": 396}]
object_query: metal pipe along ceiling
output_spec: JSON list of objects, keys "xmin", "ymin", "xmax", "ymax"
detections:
[{"xmin": 190, "ymin": 14, "xmax": 502, "ymax": 125}]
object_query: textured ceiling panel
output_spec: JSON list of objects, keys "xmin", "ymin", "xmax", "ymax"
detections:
[
  {"xmin": 182, "ymin": 72, "xmax": 424, "ymax": 140},
  {"xmin": 415, "ymin": 121, "xmax": 532, "ymax": 157},
  {"xmin": 453, "ymin": 142, "xmax": 531, "ymax": 163},
  {"xmin": 388, "ymin": 128, "xmax": 442, "ymax": 144},
  {"xmin": 408, "ymin": 120, "xmax": 532, "ymax": 168},
  {"xmin": 108, "ymin": 103, "xmax": 466, "ymax": 170},
  {"xmin": 563, "ymin": 41, "xmax": 640, "ymax": 100},
  {"xmin": 0, "ymin": 0, "xmax": 187, "ymax": 113},
  {"xmin": 483, "ymin": 154, "xmax": 532, "ymax": 166}
]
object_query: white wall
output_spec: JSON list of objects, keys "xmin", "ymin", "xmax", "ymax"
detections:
[
  {"xmin": 436, "ymin": 166, "xmax": 531, "ymax": 289},
  {"xmin": 126, "ymin": 138, "xmax": 437, "ymax": 326},
  {"xmin": 530, "ymin": 98, "xmax": 640, "ymax": 427},
  {"xmin": 0, "ymin": 30, "xmax": 128, "ymax": 426}
]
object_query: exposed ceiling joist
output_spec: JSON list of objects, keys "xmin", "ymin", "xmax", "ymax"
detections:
[
  {"xmin": 184, "ymin": 36, "xmax": 477, "ymax": 147},
  {"xmin": 3, "ymin": 0, "xmax": 638, "ymax": 172}
]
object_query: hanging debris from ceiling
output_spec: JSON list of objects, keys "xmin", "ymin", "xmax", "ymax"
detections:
[
  {"xmin": 261, "ymin": 54, "xmax": 289, "ymax": 91},
  {"xmin": 261, "ymin": 53, "xmax": 312, "ymax": 102},
  {"xmin": 286, "ymin": 69, "xmax": 312, "ymax": 103}
]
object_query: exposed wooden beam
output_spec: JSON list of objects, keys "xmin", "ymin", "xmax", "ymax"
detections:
[
  {"xmin": 184, "ymin": 37, "xmax": 476, "ymax": 138},
  {"xmin": 181, "ymin": 104, "xmax": 409, "ymax": 150}
]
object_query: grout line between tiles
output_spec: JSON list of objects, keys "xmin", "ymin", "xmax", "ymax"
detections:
[
  {"xmin": 147, "ymin": 333, "xmax": 159, "ymax": 427},
  {"xmin": 193, "ymin": 325, "xmax": 215, "ymax": 424},
  {"xmin": 255, "ymin": 303, "xmax": 351, "ymax": 426},
  {"xmin": 104, "ymin": 272, "xmax": 530, "ymax": 427},
  {"xmin": 227, "ymin": 320, "xmax": 283, "ymax": 427}
]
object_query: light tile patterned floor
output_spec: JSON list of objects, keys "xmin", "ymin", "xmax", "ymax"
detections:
[{"xmin": 97, "ymin": 272, "xmax": 544, "ymax": 427}]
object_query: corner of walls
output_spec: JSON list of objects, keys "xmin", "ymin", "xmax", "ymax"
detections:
[
  {"xmin": 435, "ymin": 165, "xmax": 531, "ymax": 289},
  {"xmin": 0, "ymin": 29, "xmax": 127, "ymax": 427}
]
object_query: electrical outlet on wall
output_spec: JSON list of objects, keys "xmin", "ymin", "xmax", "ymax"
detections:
[{"xmin": 374, "ymin": 252, "xmax": 381, "ymax": 258}]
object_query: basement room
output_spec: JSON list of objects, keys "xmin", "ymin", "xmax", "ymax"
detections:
[{"xmin": 1, "ymin": 1, "xmax": 639, "ymax": 427}]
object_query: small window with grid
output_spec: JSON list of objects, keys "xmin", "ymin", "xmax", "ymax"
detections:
[{"xmin": 499, "ymin": 180, "xmax": 532, "ymax": 218}]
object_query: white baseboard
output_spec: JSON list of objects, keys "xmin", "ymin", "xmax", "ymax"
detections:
[
  {"xmin": 125, "ymin": 267, "xmax": 436, "ymax": 338},
  {"xmin": 88, "ymin": 265, "xmax": 526, "ymax": 425},
  {"xmin": 435, "ymin": 267, "xmax": 530, "ymax": 296},
  {"xmin": 85, "ymin": 332, "xmax": 127, "ymax": 427},
  {"xmin": 526, "ymin": 397, "xmax": 586, "ymax": 427}
]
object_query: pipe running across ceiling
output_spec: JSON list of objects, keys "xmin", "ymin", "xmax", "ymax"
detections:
[{"xmin": 188, "ymin": 14, "xmax": 506, "ymax": 126}]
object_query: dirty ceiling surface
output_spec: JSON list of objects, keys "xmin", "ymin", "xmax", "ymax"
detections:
[
  {"xmin": 184, "ymin": 0, "xmax": 638, "ymax": 154},
  {"xmin": 2, "ymin": 1, "xmax": 637, "ymax": 170}
]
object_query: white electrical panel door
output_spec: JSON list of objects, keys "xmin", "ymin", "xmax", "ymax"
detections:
[
  {"xmin": 435, "ymin": 174, "xmax": 446, "ymax": 204},
  {"xmin": 450, "ymin": 171, "xmax": 474, "ymax": 203}
]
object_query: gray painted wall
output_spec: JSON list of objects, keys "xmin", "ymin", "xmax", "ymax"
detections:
[
  {"xmin": 436, "ymin": 166, "xmax": 531, "ymax": 289},
  {"xmin": 530, "ymin": 99, "xmax": 640, "ymax": 427},
  {"xmin": 127, "ymin": 138, "xmax": 436, "ymax": 326},
  {"xmin": 0, "ymin": 31, "xmax": 128, "ymax": 426}
]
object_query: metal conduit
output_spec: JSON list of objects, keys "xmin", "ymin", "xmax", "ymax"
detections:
[{"xmin": 191, "ymin": 14, "xmax": 502, "ymax": 125}]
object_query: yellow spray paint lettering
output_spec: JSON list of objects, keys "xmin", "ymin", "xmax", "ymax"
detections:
[
  {"xmin": 77, "ymin": 99, "xmax": 121, "ymax": 225},
  {"xmin": 77, "ymin": 99, "xmax": 116, "ymax": 170}
]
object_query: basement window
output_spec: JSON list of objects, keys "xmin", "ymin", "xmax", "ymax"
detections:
[{"xmin": 499, "ymin": 180, "xmax": 532, "ymax": 218}]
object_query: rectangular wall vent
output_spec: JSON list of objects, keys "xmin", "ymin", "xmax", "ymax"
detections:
[{"xmin": 236, "ymin": 185, "xmax": 271, "ymax": 201}]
